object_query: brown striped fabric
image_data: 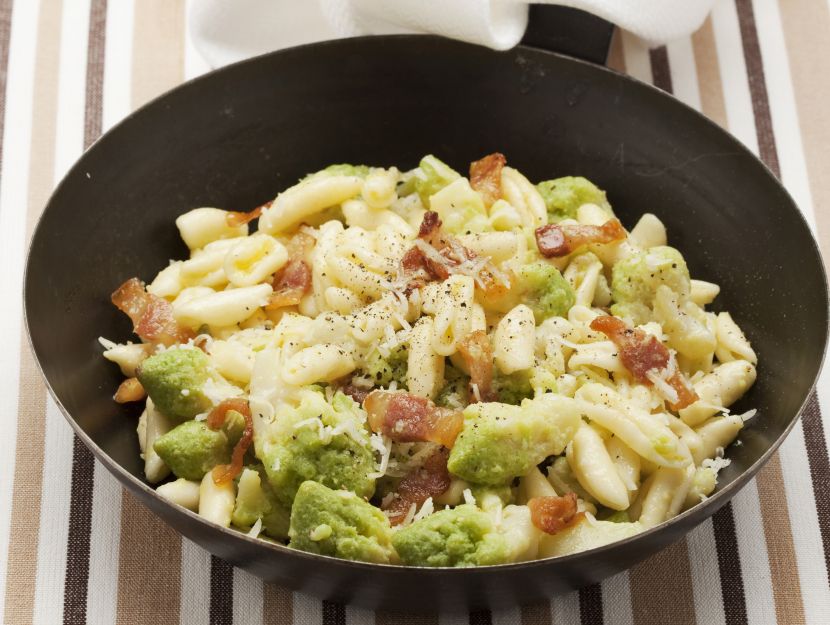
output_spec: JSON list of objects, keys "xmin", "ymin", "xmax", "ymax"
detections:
[
  {"xmin": 210, "ymin": 556, "xmax": 234, "ymax": 625},
  {"xmin": 3, "ymin": 2, "xmax": 830, "ymax": 624},
  {"xmin": 62, "ymin": 3, "xmax": 109, "ymax": 621},
  {"xmin": 2, "ymin": 1, "xmax": 60, "ymax": 623},
  {"xmin": 263, "ymin": 583, "xmax": 293, "ymax": 625},
  {"xmin": 630, "ymin": 541, "xmax": 698, "ymax": 625},
  {"xmin": 115, "ymin": 494, "xmax": 182, "ymax": 625}
]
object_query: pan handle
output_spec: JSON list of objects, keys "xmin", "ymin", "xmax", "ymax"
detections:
[{"xmin": 520, "ymin": 5, "xmax": 614, "ymax": 65}]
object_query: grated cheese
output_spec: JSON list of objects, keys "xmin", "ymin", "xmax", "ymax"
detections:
[
  {"xmin": 98, "ymin": 336, "xmax": 117, "ymax": 350},
  {"xmin": 413, "ymin": 497, "xmax": 434, "ymax": 522},
  {"xmin": 462, "ymin": 488, "xmax": 476, "ymax": 506},
  {"xmin": 247, "ymin": 518, "xmax": 263, "ymax": 538}
]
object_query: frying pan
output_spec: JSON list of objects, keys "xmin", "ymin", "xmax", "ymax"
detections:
[{"xmin": 24, "ymin": 6, "xmax": 828, "ymax": 612}]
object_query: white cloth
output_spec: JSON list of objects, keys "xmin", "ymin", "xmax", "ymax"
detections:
[{"xmin": 189, "ymin": 0, "xmax": 718, "ymax": 68}]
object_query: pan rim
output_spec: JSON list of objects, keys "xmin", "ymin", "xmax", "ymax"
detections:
[{"xmin": 22, "ymin": 33, "xmax": 830, "ymax": 575}]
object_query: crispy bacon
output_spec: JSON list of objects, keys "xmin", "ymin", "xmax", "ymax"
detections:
[
  {"xmin": 226, "ymin": 201, "xmax": 270, "ymax": 227},
  {"xmin": 341, "ymin": 382, "xmax": 371, "ymax": 405},
  {"xmin": 364, "ymin": 390, "xmax": 464, "ymax": 449},
  {"xmin": 457, "ymin": 330, "xmax": 496, "ymax": 402},
  {"xmin": 383, "ymin": 448, "xmax": 451, "ymax": 525},
  {"xmin": 206, "ymin": 398, "xmax": 253, "ymax": 485},
  {"xmin": 267, "ymin": 232, "xmax": 315, "ymax": 309},
  {"xmin": 590, "ymin": 315, "xmax": 699, "ymax": 409},
  {"xmin": 399, "ymin": 211, "xmax": 509, "ymax": 298},
  {"xmin": 527, "ymin": 493, "xmax": 585, "ymax": 535},
  {"xmin": 418, "ymin": 210, "xmax": 442, "ymax": 240},
  {"xmin": 113, "ymin": 377, "xmax": 145, "ymax": 403},
  {"xmin": 111, "ymin": 277, "xmax": 194, "ymax": 346},
  {"xmin": 535, "ymin": 218, "xmax": 626, "ymax": 258},
  {"xmin": 469, "ymin": 152, "xmax": 506, "ymax": 207}
]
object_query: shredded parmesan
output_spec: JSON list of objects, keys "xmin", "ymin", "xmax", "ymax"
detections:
[
  {"xmin": 470, "ymin": 383, "xmax": 482, "ymax": 403},
  {"xmin": 462, "ymin": 488, "xmax": 476, "ymax": 506},
  {"xmin": 247, "ymin": 518, "xmax": 263, "ymax": 538},
  {"xmin": 703, "ymin": 456, "xmax": 731, "ymax": 476},
  {"xmin": 736, "ymin": 408, "xmax": 757, "ymax": 422},
  {"xmin": 98, "ymin": 336, "xmax": 117, "ymax": 350},
  {"xmin": 399, "ymin": 503, "xmax": 418, "ymax": 527},
  {"xmin": 646, "ymin": 368, "xmax": 680, "ymax": 405},
  {"xmin": 413, "ymin": 497, "xmax": 434, "ymax": 522}
]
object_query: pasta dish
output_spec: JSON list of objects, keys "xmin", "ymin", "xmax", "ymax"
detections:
[{"xmin": 100, "ymin": 153, "xmax": 757, "ymax": 566}]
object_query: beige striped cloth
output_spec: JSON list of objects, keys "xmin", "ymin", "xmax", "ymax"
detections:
[{"xmin": 1, "ymin": 0, "xmax": 829, "ymax": 623}]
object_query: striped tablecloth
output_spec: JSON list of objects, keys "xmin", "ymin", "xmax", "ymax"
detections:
[{"xmin": 1, "ymin": 0, "xmax": 829, "ymax": 623}]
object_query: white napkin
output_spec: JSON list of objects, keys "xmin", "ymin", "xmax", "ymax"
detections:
[{"xmin": 189, "ymin": 0, "xmax": 718, "ymax": 68}]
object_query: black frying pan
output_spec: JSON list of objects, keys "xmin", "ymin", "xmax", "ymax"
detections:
[{"xmin": 24, "ymin": 7, "xmax": 828, "ymax": 613}]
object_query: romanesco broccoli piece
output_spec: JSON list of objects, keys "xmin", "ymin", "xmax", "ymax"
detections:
[
  {"xmin": 232, "ymin": 465, "xmax": 291, "ymax": 540},
  {"xmin": 515, "ymin": 261, "xmax": 576, "ymax": 322},
  {"xmin": 288, "ymin": 481, "xmax": 395, "ymax": 563},
  {"xmin": 491, "ymin": 370, "xmax": 534, "ymax": 405},
  {"xmin": 136, "ymin": 348, "xmax": 212, "ymax": 422},
  {"xmin": 364, "ymin": 344, "xmax": 408, "ymax": 388},
  {"xmin": 413, "ymin": 155, "xmax": 461, "ymax": 206},
  {"xmin": 257, "ymin": 389, "xmax": 376, "ymax": 506},
  {"xmin": 153, "ymin": 420, "xmax": 231, "ymax": 481},
  {"xmin": 611, "ymin": 246, "xmax": 690, "ymax": 309},
  {"xmin": 391, "ymin": 504, "xmax": 509, "ymax": 567},
  {"xmin": 447, "ymin": 394, "xmax": 581, "ymax": 485},
  {"xmin": 536, "ymin": 176, "xmax": 612, "ymax": 222}
]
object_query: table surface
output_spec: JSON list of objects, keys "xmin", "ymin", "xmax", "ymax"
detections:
[{"xmin": 2, "ymin": 0, "xmax": 830, "ymax": 623}]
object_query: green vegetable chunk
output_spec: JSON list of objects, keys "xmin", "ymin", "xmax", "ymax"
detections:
[
  {"xmin": 414, "ymin": 155, "xmax": 461, "ymax": 206},
  {"xmin": 448, "ymin": 394, "xmax": 581, "ymax": 485},
  {"xmin": 153, "ymin": 420, "xmax": 230, "ymax": 481},
  {"xmin": 364, "ymin": 343, "xmax": 408, "ymax": 388},
  {"xmin": 288, "ymin": 481, "xmax": 395, "ymax": 564},
  {"xmin": 392, "ymin": 504, "xmax": 509, "ymax": 567},
  {"xmin": 491, "ymin": 370, "xmax": 534, "ymax": 405},
  {"xmin": 136, "ymin": 348, "xmax": 212, "ymax": 422},
  {"xmin": 258, "ymin": 389, "xmax": 376, "ymax": 506},
  {"xmin": 536, "ymin": 176, "xmax": 612, "ymax": 222},
  {"xmin": 515, "ymin": 261, "xmax": 575, "ymax": 322},
  {"xmin": 232, "ymin": 466, "xmax": 290, "ymax": 540},
  {"xmin": 610, "ymin": 246, "xmax": 691, "ymax": 310}
]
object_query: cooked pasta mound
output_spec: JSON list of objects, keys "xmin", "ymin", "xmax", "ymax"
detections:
[{"xmin": 102, "ymin": 154, "xmax": 758, "ymax": 566}]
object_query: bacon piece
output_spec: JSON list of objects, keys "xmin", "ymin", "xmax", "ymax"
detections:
[
  {"xmin": 364, "ymin": 390, "xmax": 464, "ymax": 449},
  {"xmin": 267, "ymin": 232, "xmax": 315, "ymax": 309},
  {"xmin": 457, "ymin": 330, "xmax": 496, "ymax": 402},
  {"xmin": 341, "ymin": 382, "xmax": 371, "ymax": 405},
  {"xmin": 399, "ymin": 211, "xmax": 510, "ymax": 297},
  {"xmin": 418, "ymin": 210, "xmax": 442, "ymax": 240},
  {"xmin": 111, "ymin": 278, "xmax": 194, "ymax": 346},
  {"xmin": 535, "ymin": 218, "xmax": 626, "ymax": 258},
  {"xmin": 528, "ymin": 493, "xmax": 585, "ymax": 535},
  {"xmin": 383, "ymin": 448, "xmax": 451, "ymax": 525},
  {"xmin": 225, "ymin": 201, "xmax": 270, "ymax": 227},
  {"xmin": 469, "ymin": 152, "xmax": 506, "ymax": 207},
  {"xmin": 206, "ymin": 398, "xmax": 253, "ymax": 485},
  {"xmin": 590, "ymin": 315, "xmax": 699, "ymax": 410},
  {"xmin": 113, "ymin": 377, "xmax": 145, "ymax": 403}
]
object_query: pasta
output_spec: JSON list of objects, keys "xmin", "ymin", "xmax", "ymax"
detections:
[{"xmin": 102, "ymin": 154, "xmax": 757, "ymax": 567}]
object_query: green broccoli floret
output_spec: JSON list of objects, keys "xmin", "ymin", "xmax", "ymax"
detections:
[
  {"xmin": 536, "ymin": 176, "xmax": 612, "ymax": 222},
  {"xmin": 153, "ymin": 420, "xmax": 231, "ymax": 481},
  {"xmin": 136, "ymin": 348, "xmax": 212, "ymax": 422},
  {"xmin": 288, "ymin": 481, "xmax": 395, "ymax": 563},
  {"xmin": 364, "ymin": 343, "xmax": 408, "ymax": 388},
  {"xmin": 447, "ymin": 394, "xmax": 581, "ymax": 485},
  {"xmin": 232, "ymin": 465, "xmax": 290, "ymax": 540},
  {"xmin": 436, "ymin": 364, "xmax": 470, "ymax": 409},
  {"xmin": 515, "ymin": 261, "xmax": 575, "ymax": 322},
  {"xmin": 611, "ymin": 246, "xmax": 690, "ymax": 310},
  {"xmin": 257, "ymin": 389, "xmax": 376, "ymax": 506},
  {"xmin": 392, "ymin": 504, "xmax": 509, "ymax": 567},
  {"xmin": 414, "ymin": 155, "xmax": 461, "ymax": 206},
  {"xmin": 491, "ymin": 370, "xmax": 534, "ymax": 405}
]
